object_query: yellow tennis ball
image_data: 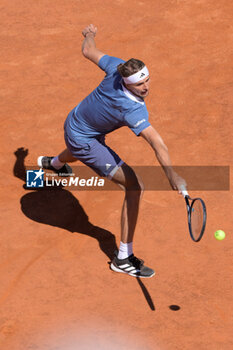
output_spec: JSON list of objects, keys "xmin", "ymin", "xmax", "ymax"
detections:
[{"xmin": 214, "ymin": 230, "xmax": 225, "ymax": 241}]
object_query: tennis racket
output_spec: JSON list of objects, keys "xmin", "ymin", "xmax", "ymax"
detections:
[{"xmin": 181, "ymin": 188, "xmax": 207, "ymax": 242}]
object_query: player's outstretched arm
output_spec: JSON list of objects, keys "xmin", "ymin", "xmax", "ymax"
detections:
[
  {"xmin": 140, "ymin": 126, "xmax": 186, "ymax": 192},
  {"xmin": 82, "ymin": 24, "xmax": 105, "ymax": 65}
]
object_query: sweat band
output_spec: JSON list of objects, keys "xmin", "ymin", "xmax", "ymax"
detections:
[{"xmin": 123, "ymin": 66, "xmax": 149, "ymax": 85}]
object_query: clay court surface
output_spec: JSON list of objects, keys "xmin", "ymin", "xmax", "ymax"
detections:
[{"xmin": 1, "ymin": 0, "xmax": 233, "ymax": 349}]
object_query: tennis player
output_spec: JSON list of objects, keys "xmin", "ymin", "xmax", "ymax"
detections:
[{"xmin": 38, "ymin": 24, "xmax": 186, "ymax": 278}]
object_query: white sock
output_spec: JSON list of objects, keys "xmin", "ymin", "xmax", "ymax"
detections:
[
  {"xmin": 51, "ymin": 156, "xmax": 65, "ymax": 170},
  {"xmin": 117, "ymin": 241, "xmax": 133, "ymax": 260}
]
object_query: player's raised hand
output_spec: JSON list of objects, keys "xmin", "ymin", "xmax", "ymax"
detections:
[{"xmin": 82, "ymin": 24, "xmax": 97, "ymax": 38}]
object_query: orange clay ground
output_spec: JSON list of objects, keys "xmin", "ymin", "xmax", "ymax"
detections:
[{"xmin": 0, "ymin": 1, "xmax": 233, "ymax": 349}]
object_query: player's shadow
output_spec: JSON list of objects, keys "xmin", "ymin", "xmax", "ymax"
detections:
[
  {"xmin": 14, "ymin": 147, "xmax": 155, "ymax": 311},
  {"xmin": 13, "ymin": 147, "xmax": 117, "ymax": 260}
]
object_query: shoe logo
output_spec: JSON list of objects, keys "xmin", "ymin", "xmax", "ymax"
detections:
[{"xmin": 26, "ymin": 168, "xmax": 44, "ymax": 188}]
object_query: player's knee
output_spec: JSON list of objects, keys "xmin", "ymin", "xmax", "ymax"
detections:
[
  {"xmin": 125, "ymin": 175, "xmax": 144, "ymax": 194},
  {"xmin": 111, "ymin": 163, "xmax": 144, "ymax": 194},
  {"xmin": 120, "ymin": 164, "xmax": 143, "ymax": 193}
]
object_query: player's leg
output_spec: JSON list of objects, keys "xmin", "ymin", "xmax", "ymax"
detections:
[
  {"xmin": 37, "ymin": 150, "xmax": 74, "ymax": 176},
  {"xmin": 111, "ymin": 163, "xmax": 144, "ymax": 244},
  {"xmin": 57, "ymin": 148, "xmax": 77, "ymax": 163},
  {"xmin": 39, "ymin": 148, "xmax": 77, "ymax": 175},
  {"xmin": 110, "ymin": 164, "xmax": 154, "ymax": 278},
  {"xmin": 101, "ymin": 157, "xmax": 154, "ymax": 278}
]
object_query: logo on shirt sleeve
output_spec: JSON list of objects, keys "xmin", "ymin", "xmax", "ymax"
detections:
[{"xmin": 133, "ymin": 119, "xmax": 146, "ymax": 128}]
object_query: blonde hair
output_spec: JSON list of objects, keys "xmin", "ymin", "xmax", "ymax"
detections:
[{"xmin": 117, "ymin": 58, "xmax": 145, "ymax": 78}]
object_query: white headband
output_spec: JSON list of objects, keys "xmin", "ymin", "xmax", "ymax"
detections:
[{"xmin": 123, "ymin": 66, "xmax": 149, "ymax": 85}]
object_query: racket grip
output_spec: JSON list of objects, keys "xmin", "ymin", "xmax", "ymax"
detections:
[{"xmin": 180, "ymin": 185, "xmax": 189, "ymax": 197}]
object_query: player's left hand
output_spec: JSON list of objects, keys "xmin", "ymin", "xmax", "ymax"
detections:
[{"xmin": 82, "ymin": 24, "xmax": 97, "ymax": 38}]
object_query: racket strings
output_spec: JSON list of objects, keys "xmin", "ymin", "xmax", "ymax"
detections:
[{"xmin": 190, "ymin": 200, "xmax": 204, "ymax": 239}]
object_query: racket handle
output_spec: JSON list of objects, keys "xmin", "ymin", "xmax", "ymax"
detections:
[
  {"xmin": 180, "ymin": 185, "xmax": 189, "ymax": 197},
  {"xmin": 182, "ymin": 190, "xmax": 189, "ymax": 197}
]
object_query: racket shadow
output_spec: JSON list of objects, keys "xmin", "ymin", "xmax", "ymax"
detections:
[
  {"xmin": 13, "ymin": 147, "xmax": 117, "ymax": 260},
  {"xmin": 136, "ymin": 277, "xmax": 155, "ymax": 311}
]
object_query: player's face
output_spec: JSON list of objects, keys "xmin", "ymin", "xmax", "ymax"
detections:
[{"xmin": 125, "ymin": 76, "xmax": 150, "ymax": 99}]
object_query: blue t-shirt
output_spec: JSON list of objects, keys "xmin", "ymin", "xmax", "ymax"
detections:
[{"xmin": 65, "ymin": 55, "xmax": 150, "ymax": 143}]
